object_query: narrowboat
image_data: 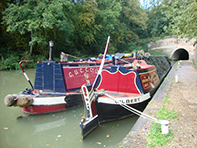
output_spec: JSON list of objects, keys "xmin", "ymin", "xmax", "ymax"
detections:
[
  {"xmin": 3, "ymin": 57, "xmax": 112, "ymax": 114},
  {"xmin": 80, "ymin": 58, "xmax": 166, "ymax": 138},
  {"xmin": 4, "ymin": 36, "xmax": 135, "ymax": 114}
]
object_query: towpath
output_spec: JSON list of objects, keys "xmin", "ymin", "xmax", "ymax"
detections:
[{"xmin": 117, "ymin": 60, "xmax": 197, "ymax": 148}]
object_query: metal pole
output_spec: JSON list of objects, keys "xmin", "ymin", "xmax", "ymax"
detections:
[{"xmin": 49, "ymin": 40, "xmax": 54, "ymax": 61}]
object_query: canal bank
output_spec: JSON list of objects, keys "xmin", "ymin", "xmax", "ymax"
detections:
[{"xmin": 116, "ymin": 60, "xmax": 197, "ymax": 147}]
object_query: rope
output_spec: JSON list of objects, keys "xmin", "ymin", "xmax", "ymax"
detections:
[
  {"xmin": 80, "ymin": 87, "xmax": 87, "ymax": 119},
  {"xmin": 119, "ymin": 58, "xmax": 133, "ymax": 64}
]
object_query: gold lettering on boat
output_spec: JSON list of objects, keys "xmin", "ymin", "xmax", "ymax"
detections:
[
  {"xmin": 115, "ymin": 98, "xmax": 140, "ymax": 104},
  {"xmin": 80, "ymin": 68, "xmax": 84, "ymax": 73},
  {"xmin": 69, "ymin": 72, "xmax": 74, "ymax": 77},
  {"xmin": 74, "ymin": 70, "xmax": 79, "ymax": 75},
  {"xmin": 90, "ymin": 68, "xmax": 94, "ymax": 73},
  {"xmin": 85, "ymin": 67, "xmax": 89, "ymax": 72}
]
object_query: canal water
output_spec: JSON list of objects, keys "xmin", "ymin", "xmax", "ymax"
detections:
[{"xmin": 0, "ymin": 69, "xmax": 139, "ymax": 148}]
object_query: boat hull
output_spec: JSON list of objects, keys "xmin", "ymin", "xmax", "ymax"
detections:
[
  {"xmin": 80, "ymin": 115, "xmax": 99, "ymax": 138},
  {"xmin": 22, "ymin": 104, "xmax": 67, "ymax": 114},
  {"xmin": 80, "ymin": 95, "xmax": 151, "ymax": 138},
  {"xmin": 96, "ymin": 98, "xmax": 150, "ymax": 122},
  {"xmin": 22, "ymin": 93, "xmax": 82, "ymax": 114}
]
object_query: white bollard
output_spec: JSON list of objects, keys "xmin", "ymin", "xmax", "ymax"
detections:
[
  {"xmin": 178, "ymin": 61, "xmax": 181, "ymax": 68},
  {"xmin": 158, "ymin": 120, "xmax": 170, "ymax": 134},
  {"xmin": 175, "ymin": 74, "xmax": 178, "ymax": 82}
]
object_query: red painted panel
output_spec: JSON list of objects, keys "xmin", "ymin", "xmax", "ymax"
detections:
[
  {"xmin": 91, "ymin": 100, "xmax": 97, "ymax": 117},
  {"xmin": 97, "ymin": 70, "xmax": 140, "ymax": 94},
  {"xmin": 97, "ymin": 70, "xmax": 119, "ymax": 91},
  {"xmin": 83, "ymin": 87, "xmax": 87, "ymax": 97},
  {"xmin": 139, "ymin": 69, "xmax": 159, "ymax": 90},
  {"xmin": 63, "ymin": 66, "xmax": 99, "ymax": 89},
  {"xmin": 118, "ymin": 72, "xmax": 139, "ymax": 94}
]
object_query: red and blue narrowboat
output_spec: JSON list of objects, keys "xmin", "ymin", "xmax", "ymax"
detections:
[
  {"xmin": 4, "ymin": 36, "xmax": 135, "ymax": 114},
  {"xmin": 80, "ymin": 59, "xmax": 162, "ymax": 138},
  {"xmin": 4, "ymin": 56, "xmax": 114, "ymax": 114}
]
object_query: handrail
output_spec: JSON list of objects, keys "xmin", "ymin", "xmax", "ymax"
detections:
[{"xmin": 19, "ymin": 60, "xmax": 34, "ymax": 90}]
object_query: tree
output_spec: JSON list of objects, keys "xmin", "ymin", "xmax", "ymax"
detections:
[
  {"xmin": 2, "ymin": 0, "xmax": 74, "ymax": 57},
  {"xmin": 163, "ymin": 0, "xmax": 197, "ymax": 41},
  {"xmin": 144, "ymin": 0, "xmax": 170, "ymax": 38},
  {"xmin": 92, "ymin": 0, "xmax": 122, "ymax": 54},
  {"xmin": 117, "ymin": 0, "xmax": 148, "ymax": 51},
  {"xmin": 69, "ymin": 0, "xmax": 101, "ymax": 56}
]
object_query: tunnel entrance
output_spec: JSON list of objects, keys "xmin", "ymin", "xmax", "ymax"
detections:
[{"xmin": 171, "ymin": 48, "xmax": 189, "ymax": 60}]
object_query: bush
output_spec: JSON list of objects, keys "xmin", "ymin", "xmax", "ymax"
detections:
[
  {"xmin": 0, "ymin": 54, "xmax": 20, "ymax": 70},
  {"xmin": 0, "ymin": 53, "xmax": 49, "ymax": 70}
]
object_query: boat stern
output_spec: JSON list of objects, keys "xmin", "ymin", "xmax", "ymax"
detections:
[
  {"xmin": 80, "ymin": 84, "xmax": 99, "ymax": 138},
  {"xmin": 80, "ymin": 115, "xmax": 99, "ymax": 138}
]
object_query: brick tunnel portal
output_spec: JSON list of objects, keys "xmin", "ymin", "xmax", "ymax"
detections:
[{"xmin": 171, "ymin": 48, "xmax": 189, "ymax": 60}]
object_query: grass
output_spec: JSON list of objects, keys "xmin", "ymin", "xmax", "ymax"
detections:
[
  {"xmin": 162, "ymin": 95, "xmax": 169, "ymax": 105},
  {"xmin": 147, "ymin": 122, "xmax": 174, "ymax": 147},
  {"xmin": 156, "ymin": 107, "xmax": 177, "ymax": 120},
  {"xmin": 146, "ymin": 107, "xmax": 177, "ymax": 148},
  {"xmin": 192, "ymin": 60, "xmax": 197, "ymax": 69},
  {"xmin": 148, "ymin": 51, "xmax": 168, "ymax": 56}
]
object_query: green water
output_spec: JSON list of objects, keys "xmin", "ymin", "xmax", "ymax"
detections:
[{"xmin": 0, "ymin": 69, "xmax": 138, "ymax": 148}]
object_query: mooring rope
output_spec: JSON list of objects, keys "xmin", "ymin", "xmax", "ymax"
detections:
[
  {"xmin": 80, "ymin": 87, "xmax": 87, "ymax": 119},
  {"xmin": 119, "ymin": 58, "xmax": 132, "ymax": 64}
]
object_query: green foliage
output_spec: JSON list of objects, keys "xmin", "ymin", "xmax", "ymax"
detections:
[
  {"xmin": 30, "ymin": 55, "xmax": 48, "ymax": 67},
  {"xmin": 147, "ymin": 4, "xmax": 169, "ymax": 37},
  {"xmin": 0, "ymin": 54, "xmax": 20, "ymax": 70},
  {"xmin": 148, "ymin": 51, "xmax": 167, "ymax": 56},
  {"xmin": 162, "ymin": 0, "xmax": 197, "ymax": 40},
  {"xmin": 2, "ymin": 0, "xmax": 74, "ymax": 56},
  {"xmin": 163, "ymin": 96, "xmax": 169, "ymax": 105},
  {"xmin": 97, "ymin": 0, "xmax": 122, "ymax": 34},
  {"xmin": 0, "ymin": 0, "xmax": 174, "ymax": 70},
  {"xmin": 156, "ymin": 107, "xmax": 178, "ymax": 120},
  {"xmin": 0, "ymin": 52, "xmax": 49, "ymax": 70},
  {"xmin": 70, "ymin": 0, "xmax": 101, "ymax": 55},
  {"xmin": 128, "ymin": 42, "xmax": 144, "ymax": 52},
  {"xmin": 119, "ymin": 0, "xmax": 148, "ymax": 41}
]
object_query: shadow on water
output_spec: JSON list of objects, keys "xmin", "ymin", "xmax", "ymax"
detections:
[{"xmin": 0, "ymin": 69, "xmax": 139, "ymax": 148}]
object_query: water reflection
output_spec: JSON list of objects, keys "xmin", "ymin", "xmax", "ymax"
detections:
[{"xmin": 0, "ymin": 69, "xmax": 138, "ymax": 148}]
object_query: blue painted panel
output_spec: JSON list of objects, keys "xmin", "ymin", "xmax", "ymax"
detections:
[
  {"xmin": 34, "ymin": 63, "xmax": 43, "ymax": 90},
  {"xmin": 54, "ymin": 63, "xmax": 65, "ymax": 92},
  {"xmin": 34, "ymin": 61, "xmax": 66, "ymax": 93},
  {"xmin": 43, "ymin": 62, "xmax": 53, "ymax": 91}
]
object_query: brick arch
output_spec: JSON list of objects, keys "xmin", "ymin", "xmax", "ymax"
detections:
[
  {"xmin": 148, "ymin": 38, "xmax": 195, "ymax": 61},
  {"xmin": 171, "ymin": 48, "xmax": 189, "ymax": 60}
]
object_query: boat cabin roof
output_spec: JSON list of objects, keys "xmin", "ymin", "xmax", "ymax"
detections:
[{"xmin": 123, "ymin": 59, "xmax": 155, "ymax": 70}]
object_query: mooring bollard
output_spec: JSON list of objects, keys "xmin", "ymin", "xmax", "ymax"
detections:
[
  {"xmin": 175, "ymin": 74, "xmax": 178, "ymax": 82},
  {"xmin": 178, "ymin": 61, "xmax": 181, "ymax": 68},
  {"xmin": 157, "ymin": 120, "xmax": 170, "ymax": 134}
]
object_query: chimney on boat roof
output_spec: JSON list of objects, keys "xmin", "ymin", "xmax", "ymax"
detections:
[{"xmin": 49, "ymin": 40, "xmax": 54, "ymax": 61}]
